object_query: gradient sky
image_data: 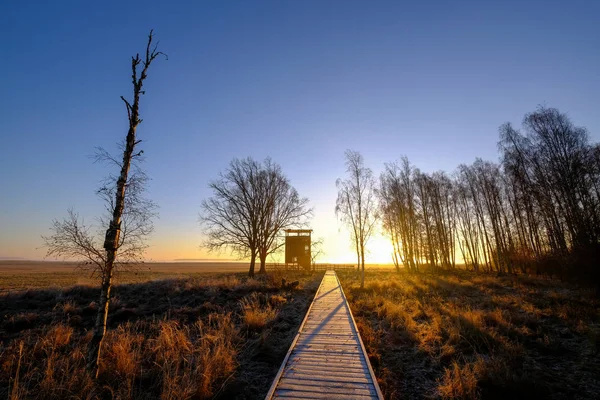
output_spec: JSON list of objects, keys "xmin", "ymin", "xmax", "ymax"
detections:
[{"xmin": 1, "ymin": 0, "xmax": 599, "ymax": 263}]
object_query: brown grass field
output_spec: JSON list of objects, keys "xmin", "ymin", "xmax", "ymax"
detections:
[
  {"xmin": 338, "ymin": 270, "xmax": 600, "ymax": 400},
  {"xmin": 1, "ymin": 262, "xmax": 599, "ymax": 399},
  {"xmin": 0, "ymin": 261, "xmax": 322, "ymax": 399}
]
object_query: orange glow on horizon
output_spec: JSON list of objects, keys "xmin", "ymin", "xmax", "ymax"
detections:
[{"xmin": 317, "ymin": 232, "xmax": 395, "ymax": 265}]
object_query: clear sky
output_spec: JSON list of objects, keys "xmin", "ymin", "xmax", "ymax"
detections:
[{"xmin": 1, "ymin": 0, "xmax": 599, "ymax": 263}]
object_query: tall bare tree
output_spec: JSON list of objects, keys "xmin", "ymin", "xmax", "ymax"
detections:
[
  {"xmin": 43, "ymin": 30, "xmax": 164, "ymax": 377},
  {"xmin": 379, "ymin": 158, "xmax": 420, "ymax": 272},
  {"xmin": 336, "ymin": 150, "xmax": 379, "ymax": 288}
]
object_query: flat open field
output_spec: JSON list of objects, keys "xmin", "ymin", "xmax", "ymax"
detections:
[
  {"xmin": 2, "ymin": 264, "xmax": 598, "ymax": 399},
  {"xmin": 0, "ymin": 261, "xmax": 394, "ymax": 292},
  {"xmin": 0, "ymin": 261, "xmax": 250, "ymax": 292}
]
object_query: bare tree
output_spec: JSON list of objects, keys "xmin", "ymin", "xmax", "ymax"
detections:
[
  {"xmin": 379, "ymin": 158, "xmax": 420, "ymax": 272},
  {"xmin": 200, "ymin": 157, "xmax": 310, "ymax": 277},
  {"xmin": 256, "ymin": 159, "xmax": 312, "ymax": 273},
  {"xmin": 310, "ymin": 236, "xmax": 326, "ymax": 269},
  {"xmin": 43, "ymin": 31, "xmax": 164, "ymax": 377},
  {"xmin": 200, "ymin": 158, "xmax": 262, "ymax": 277},
  {"xmin": 336, "ymin": 150, "xmax": 379, "ymax": 288}
]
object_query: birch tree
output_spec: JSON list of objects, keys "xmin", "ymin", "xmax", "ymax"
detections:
[
  {"xmin": 336, "ymin": 150, "xmax": 379, "ymax": 288},
  {"xmin": 43, "ymin": 30, "xmax": 164, "ymax": 377}
]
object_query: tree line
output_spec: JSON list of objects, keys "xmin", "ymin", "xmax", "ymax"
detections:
[{"xmin": 376, "ymin": 107, "xmax": 600, "ymax": 284}]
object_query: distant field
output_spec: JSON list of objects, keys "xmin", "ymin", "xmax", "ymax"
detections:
[
  {"xmin": 0, "ymin": 261, "xmax": 395, "ymax": 292},
  {"xmin": 0, "ymin": 261, "xmax": 249, "ymax": 292},
  {"xmin": 2, "ymin": 260, "xmax": 599, "ymax": 399}
]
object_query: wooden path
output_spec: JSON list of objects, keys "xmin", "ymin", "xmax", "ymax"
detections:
[{"xmin": 265, "ymin": 270, "xmax": 383, "ymax": 400}]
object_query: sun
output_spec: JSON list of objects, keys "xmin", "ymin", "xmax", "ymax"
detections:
[
  {"xmin": 327, "ymin": 233, "xmax": 394, "ymax": 265},
  {"xmin": 364, "ymin": 234, "xmax": 394, "ymax": 264}
]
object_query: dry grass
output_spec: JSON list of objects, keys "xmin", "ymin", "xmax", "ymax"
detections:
[
  {"xmin": 339, "ymin": 270, "xmax": 600, "ymax": 400},
  {"xmin": 0, "ymin": 270, "xmax": 322, "ymax": 399},
  {"xmin": 240, "ymin": 293, "xmax": 279, "ymax": 331}
]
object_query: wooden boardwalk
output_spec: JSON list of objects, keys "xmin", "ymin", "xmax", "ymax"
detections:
[{"xmin": 265, "ymin": 271, "xmax": 383, "ymax": 400}]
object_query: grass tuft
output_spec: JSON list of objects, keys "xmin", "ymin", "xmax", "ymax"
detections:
[{"xmin": 240, "ymin": 293, "xmax": 278, "ymax": 331}]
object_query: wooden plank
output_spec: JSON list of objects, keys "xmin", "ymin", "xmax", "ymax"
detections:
[
  {"xmin": 288, "ymin": 358, "xmax": 368, "ymax": 372},
  {"xmin": 291, "ymin": 346, "xmax": 360, "ymax": 353},
  {"xmin": 276, "ymin": 380, "xmax": 377, "ymax": 396},
  {"xmin": 278, "ymin": 377, "xmax": 376, "ymax": 392},
  {"xmin": 275, "ymin": 385, "xmax": 376, "ymax": 398},
  {"xmin": 295, "ymin": 339, "xmax": 359, "ymax": 346},
  {"xmin": 300, "ymin": 328, "xmax": 355, "ymax": 335},
  {"xmin": 284, "ymin": 370, "xmax": 372, "ymax": 383},
  {"xmin": 285, "ymin": 361, "xmax": 369, "ymax": 373},
  {"xmin": 285, "ymin": 369, "xmax": 371, "ymax": 381},
  {"xmin": 292, "ymin": 346, "xmax": 361, "ymax": 355},
  {"xmin": 297, "ymin": 332, "xmax": 356, "ymax": 338},
  {"xmin": 286, "ymin": 358, "xmax": 366, "ymax": 368},
  {"xmin": 287, "ymin": 355, "xmax": 365, "ymax": 365},
  {"xmin": 289, "ymin": 350, "xmax": 365, "ymax": 359},
  {"xmin": 302, "ymin": 322, "xmax": 354, "ymax": 327},
  {"xmin": 275, "ymin": 394, "xmax": 376, "ymax": 400}
]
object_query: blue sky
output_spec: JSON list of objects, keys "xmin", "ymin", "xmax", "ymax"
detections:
[{"xmin": 1, "ymin": 0, "xmax": 599, "ymax": 262}]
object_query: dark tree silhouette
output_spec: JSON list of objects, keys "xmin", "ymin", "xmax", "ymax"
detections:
[
  {"xmin": 200, "ymin": 157, "xmax": 311, "ymax": 277},
  {"xmin": 256, "ymin": 159, "xmax": 312, "ymax": 274},
  {"xmin": 310, "ymin": 236, "xmax": 326, "ymax": 269}
]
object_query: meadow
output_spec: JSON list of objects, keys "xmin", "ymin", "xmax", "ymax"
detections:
[
  {"xmin": 339, "ymin": 270, "xmax": 600, "ymax": 399},
  {"xmin": 2, "ymin": 263, "xmax": 599, "ymax": 399},
  {"xmin": 0, "ymin": 262, "xmax": 322, "ymax": 399}
]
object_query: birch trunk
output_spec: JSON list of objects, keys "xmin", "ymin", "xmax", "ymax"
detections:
[{"xmin": 86, "ymin": 31, "xmax": 162, "ymax": 377}]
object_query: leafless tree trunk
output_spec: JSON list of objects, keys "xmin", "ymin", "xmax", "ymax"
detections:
[
  {"xmin": 43, "ymin": 30, "xmax": 164, "ymax": 379},
  {"xmin": 87, "ymin": 30, "xmax": 164, "ymax": 377}
]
